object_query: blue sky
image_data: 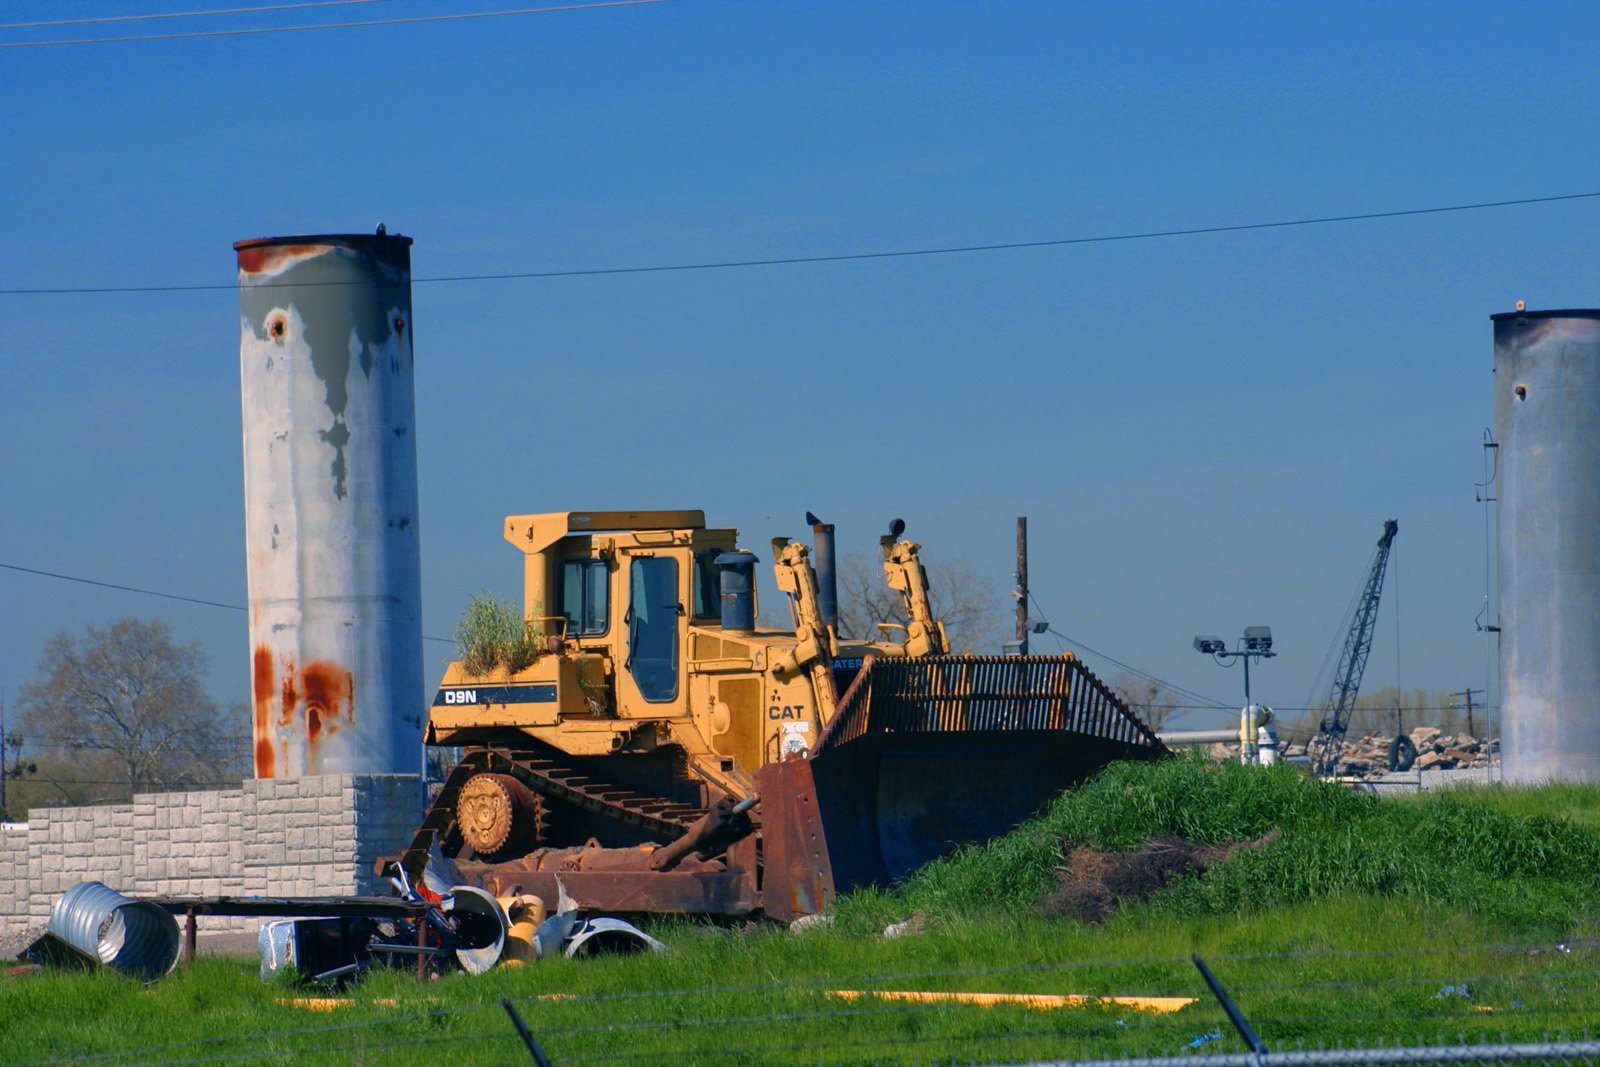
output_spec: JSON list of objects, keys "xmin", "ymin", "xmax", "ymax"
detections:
[{"xmin": 4, "ymin": 0, "xmax": 1598, "ymax": 731}]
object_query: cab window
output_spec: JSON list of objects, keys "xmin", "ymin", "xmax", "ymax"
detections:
[
  {"xmin": 692, "ymin": 550, "xmax": 721, "ymax": 619},
  {"xmin": 628, "ymin": 556, "xmax": 680, "ymax": 702},
  {"xmin": 559, "ymin": 559, "xmax": 609, "ymax": 636}
]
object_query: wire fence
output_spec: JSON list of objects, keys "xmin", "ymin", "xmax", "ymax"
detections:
[{"xmin": 4, "ymin": 937, "xmax": 1597, "ymax": 1067}]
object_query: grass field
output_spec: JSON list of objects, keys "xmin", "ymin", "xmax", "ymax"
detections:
[{"xmin": 4, "ymin": 758, "xmax": 1598, "ymax": 1066}]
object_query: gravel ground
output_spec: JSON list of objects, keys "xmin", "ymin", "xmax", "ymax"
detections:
[
  {"xmin": 1357, "ymin": 766, "xmax": 1498, "ymax": 794},
  {"xmin": 4, "ymin": 924, "xmax": 259, "ymax": 964},
  {"xmin": 1, "ymin": 929, "xmax": 33, "ymax": 963}
]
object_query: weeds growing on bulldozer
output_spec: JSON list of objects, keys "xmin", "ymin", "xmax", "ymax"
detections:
[{"xmin": 454, "ymin": 590, "xmax": 543, "ymax": 676}]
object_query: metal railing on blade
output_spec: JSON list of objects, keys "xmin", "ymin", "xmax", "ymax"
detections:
[{"xmin": 820, "ymin": 655, "xmax": 1167, "ymax": 752}]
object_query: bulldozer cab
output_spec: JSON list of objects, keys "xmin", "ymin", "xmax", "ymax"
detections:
[{"xmin": 508, "ymin": 510, "xmax": 737, "ymax": 720}]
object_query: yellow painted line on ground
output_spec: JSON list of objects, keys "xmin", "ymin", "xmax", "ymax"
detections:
[
  {"xmin": 829, "ymin": 990, "xmax": 1195, "ymax": 1013},
  {"xmin": 284, "ymin": 991, "xmax": 579, "ymax": 1017},
  {"xmin": 281, "ymin": 992, "xmax": 574, "ymax": 1012},
  {"xmin": 279, "ymin": 997, "xmax": 400, "ymax": 1011}
]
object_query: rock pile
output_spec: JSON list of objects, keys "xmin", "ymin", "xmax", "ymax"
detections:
[
  {"xmin": 1336, "ymin": 726, "xmax": 1495, "ymax": 777},
  {"xmin": 1205, "ymin": 726, "xmax": 1497, "ymax": 779}
]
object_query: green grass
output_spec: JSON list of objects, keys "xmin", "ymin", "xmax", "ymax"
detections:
[
  {"xmin": 1434, "ymin": 780, "xmax": 1600, "ymax": 832},
  {"xmin": 4, "ymin": 760, "xmax": 1599, "ymax": 1066},
  {"xmin": 835, "ymin": 753, "xmax": 1600, "ymax": 935}
]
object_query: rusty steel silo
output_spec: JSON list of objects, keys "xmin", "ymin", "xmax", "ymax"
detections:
[
  {"xmin": 237, "ymin": 232, "xmax": 423, "ymax": 777},
  {"xmin": 1493, "ymin": 307, "xmax": 1600, "ymax": 783}
]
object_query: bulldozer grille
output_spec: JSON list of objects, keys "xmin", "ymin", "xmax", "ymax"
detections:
[{"xmin": 817, "ymin": 655, "xmax": 1167, "ymax": 754}]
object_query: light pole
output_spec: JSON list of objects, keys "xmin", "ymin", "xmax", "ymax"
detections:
[{"xmin": 1194, "ymin": 626, "xmax": 1277, "ymax": 764}]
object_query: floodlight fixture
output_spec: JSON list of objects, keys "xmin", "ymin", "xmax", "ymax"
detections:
[
  {"xmin": 1243, "ymin": 626, "xmax": 1273, "ymax": 652},
  {"xmin": 1192, "ymin": 626, "xmax": 1278, "ymax": 707}
]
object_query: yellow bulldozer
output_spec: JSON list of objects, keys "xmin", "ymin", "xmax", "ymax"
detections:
[{"xmin": 399, "ymin": 510, "xmax": 1166, "ymax": 919}]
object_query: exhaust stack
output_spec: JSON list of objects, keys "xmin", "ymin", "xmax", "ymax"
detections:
[{"xmin": 807, "ymin": 511, "xmax": 838, "ymax": 631}]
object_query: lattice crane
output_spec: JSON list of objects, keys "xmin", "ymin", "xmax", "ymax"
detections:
[{"xmin": 1308, "ymin": 519, "xmax": 1399, "ymax": 777}]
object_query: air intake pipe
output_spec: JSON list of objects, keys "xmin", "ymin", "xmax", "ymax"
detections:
[{"xmin": 716, "ymin": 551, "xmax": 759, "ymax": 633}]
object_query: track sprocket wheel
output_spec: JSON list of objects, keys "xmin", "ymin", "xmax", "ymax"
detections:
[{"xmin": 456, "ymin": 772, "xmax": 548, "ymax": 856}]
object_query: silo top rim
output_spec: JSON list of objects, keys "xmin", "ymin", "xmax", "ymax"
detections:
[
  {"xmin": 234, "ymin": 233, "xmax": 413, "ymax": 252},
  {"xmin": 1490, "ymin": 308, "xmax": 1600, "ymax": 321}
]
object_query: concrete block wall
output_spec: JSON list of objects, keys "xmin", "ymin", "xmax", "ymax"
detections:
[
  {"xmin": 0, "ymin": 775, "xmax": 420, "ymax": 941},
  {"xmin": 0, "ymin": 823, "xmax": 28, "ymax": 929}
]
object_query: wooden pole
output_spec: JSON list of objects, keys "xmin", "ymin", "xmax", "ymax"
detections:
[{"xmin": 1015, "ymin": 517, "xmax": 1029, "ymax": 656}]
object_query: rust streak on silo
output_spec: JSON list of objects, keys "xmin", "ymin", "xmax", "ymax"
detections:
[
  {"xmin": 236, "ymin": 243, "xmax": 327, "ymax": 276},
  {"xmin": 252, "ymin": 645, "xmax": 277, "ymax": 778}
]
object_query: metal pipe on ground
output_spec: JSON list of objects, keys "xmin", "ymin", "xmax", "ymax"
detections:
[
  {"xmin": 1158, "ymin": 730, "xmax": 1241, "ymax": 745},
  {"xmin": 48, "ymin": 881, "xmax": 181, "ymax": 981}
]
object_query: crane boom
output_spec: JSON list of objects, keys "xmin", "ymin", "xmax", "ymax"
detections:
[{"xmin": 1309, "ymin": 519, "xmax": 1399, "ymax": 777}]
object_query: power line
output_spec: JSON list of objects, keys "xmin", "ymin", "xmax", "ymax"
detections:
[
  {"xmin": 0, "ymin": 0, "xmax": 663, "ymax": 48},
  {"xmin": 9, "ymin": 779, "xmax": 244, "ymax": 788},
  {"xmin": 0, "ymin": 561, "xmax": 243, "ymax": 612},
  {"xmin": 1023, "ymin": 589, "xmax": 1232, "ymax": 709},
  {"xmin": 0, "ymin": 560, "xmax": 454, "ymax": 645},
  {"xmin": 1046, "ymin": 628, "xmax": 1232, "ymax": 710},
  {"xmin": 1163, "ymin": 704, "xmax": 1497, "ymax": 714},
  {"xmin": 2, "ymin": 190, "xmax": 1596, "ymax": 296},
  {"xmin": 0, "ymin": 0, "xmax": 383, "ymax": 31}
]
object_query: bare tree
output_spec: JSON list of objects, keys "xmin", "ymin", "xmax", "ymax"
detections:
[
  {"xmin": 16, "ymin": 619, "xmax": 243, "ymax": 807},
  {"xmin": 1109, "ymin": 672, "xmax": 1180, "ymax": 733},
  {"xmin": 836, "ymin": 553, "xmax": 1005, "ymax": 654}
]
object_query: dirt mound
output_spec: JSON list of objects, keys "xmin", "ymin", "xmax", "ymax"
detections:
[{"xmin": 1043, "ymin": 834, "xmax": 1273, "ymax": 923}]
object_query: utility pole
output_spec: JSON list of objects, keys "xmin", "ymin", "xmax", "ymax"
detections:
[
  {"xmin": 1, "ymin": 688, "xmax": 7, "ymax": 817},
  {"xmin": 1014, "ymin": 517, "xmax": 1028, "ymax": 656},
  {"xmin": 1452, "ymin": 687, "xmax": 1484, "ymax": 739}
]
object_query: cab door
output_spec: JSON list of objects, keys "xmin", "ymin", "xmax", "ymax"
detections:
[{"xmin": 617, "ymin": 551, "xmax": 687, "ymax": 716}]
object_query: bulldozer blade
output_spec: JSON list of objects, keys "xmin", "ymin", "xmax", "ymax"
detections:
[{"xmin": 759, "ymin": 656, "xmax": 1167, "ymax": 917}]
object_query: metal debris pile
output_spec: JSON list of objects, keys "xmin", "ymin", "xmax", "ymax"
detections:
[
  {"xmin": 16, "ymin": 857, "xmax": 666, "ymax": 986},
  {"xmin": 261, "ymin": 849, "xmax": 665, "ymax": 985}
]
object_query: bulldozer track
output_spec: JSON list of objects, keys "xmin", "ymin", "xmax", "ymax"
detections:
[
  {"xmin": 401, "ymin": 748, "xmax": 707, "ymax": 880},
  {"xmin": 505, "ymin": 752, "xmax": 706, "ymax": 835}
]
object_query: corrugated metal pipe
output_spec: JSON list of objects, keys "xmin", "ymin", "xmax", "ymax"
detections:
[{"xmin": 48, "ymin": 881, "xmax": 181, "ymax": 981}]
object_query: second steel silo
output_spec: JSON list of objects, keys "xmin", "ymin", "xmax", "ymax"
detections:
[
  {"xmin": 1493, "ymin": 307, "xmax": 1600, "ymax": 783},
  {"xmin": 236, "ymin": 232, "xmax": 423, "ymax": 778}
]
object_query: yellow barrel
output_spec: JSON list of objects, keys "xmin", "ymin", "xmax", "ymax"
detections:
[{"xmin": 499, "ymin": 894, "xmax": 548, "ymax": 963}]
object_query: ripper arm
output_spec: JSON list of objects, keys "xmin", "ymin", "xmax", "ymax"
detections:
[{"xmin": 878, "ymin": 536, "xmax": 949, "ymax": 656}]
